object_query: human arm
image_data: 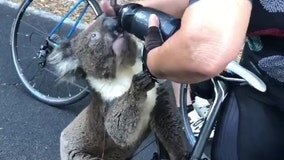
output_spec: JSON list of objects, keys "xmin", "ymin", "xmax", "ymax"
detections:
[
  {"xmin": 145, "ymin": 0, "xmax": 252, "ymax": 84},
  {"xmin": 137, "ymin": 0, "xmax": 189, "ymax": 18}
]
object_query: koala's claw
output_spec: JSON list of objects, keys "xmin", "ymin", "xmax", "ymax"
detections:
[{"xmin": 132, "ymin": 71, "xmax": 155, "ymax": 91}]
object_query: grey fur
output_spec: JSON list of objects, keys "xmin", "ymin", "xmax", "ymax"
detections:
[{"xmin": 48, "ymin": 14, "xmax": 189, "ymax": 160}]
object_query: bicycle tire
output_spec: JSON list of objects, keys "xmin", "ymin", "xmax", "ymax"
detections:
[{"xmin": 10, "ymin": 0, "xmax": 102, "ymax": 106}]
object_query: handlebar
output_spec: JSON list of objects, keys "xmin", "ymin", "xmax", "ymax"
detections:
[
  {"xmin": 223, "ymin": 61, "xmax": 266, "ymax": 92},
  {"xmin": 111, "ymin": 0, "xmax": 181, "ymax": 41}
]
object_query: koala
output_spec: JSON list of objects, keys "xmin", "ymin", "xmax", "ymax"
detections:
[{"xmin": 47, "ymin": 13, "xmax": 190, "ymax": 160}]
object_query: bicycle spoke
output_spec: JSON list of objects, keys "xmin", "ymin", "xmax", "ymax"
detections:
[
  {"xmin": 37, "ymin": 68, "xmax": 53, "ymax": 93},
  {"xmin": 34, "ymin": 18, "xmax": 50, "ymax": 35},
  {"xmin": 19, "ymin": 19, "xmax": 49, "ymax": 36},
  {"xmin": 66, "ymin": 83, "xmax": 73, "ymax": 97},
  {"xmin": 17, "ymin": 56, "xmax": 37, "ymax": 63},
  {"xmin": 43, "ymin": 67, "xmax": 90, "ymax": 92},
  {"xmin": 30, "ymin": 69, "xmax": 44, "ymax": 88},
  {"xmin": 20, "ymin": 57, "xmax": 38, "ymax": 73},
  {"xmin": 25, "ymin": 66, "xmax": 43, "ymax": 86},
  {"xmin": 15, "ymin": 45, "xmax": 39, "ymax": 50}
]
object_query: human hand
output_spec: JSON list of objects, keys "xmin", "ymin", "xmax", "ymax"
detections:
[
  {"xmin": 145, "ymin": 14, "xmax": 163, "ymax": 52},
  {"xmin": 100, "ymin": 0, "xmax": 120, "ymax": 16},
  {"xmin": 142, "ymin": 14, "xmax": 164, "ymax": 81},
  {"xmin": 100, "ymin": 0, "xmax": 114, "ymax": 15}
]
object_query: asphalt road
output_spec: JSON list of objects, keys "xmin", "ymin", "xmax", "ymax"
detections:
[
  {"xmin": 0, "ymin": 3, "xmax": 91, "ymax": 160},
  {"xmin": 0, "ymin": 1, "xmax": 156, "ymax": 160}
]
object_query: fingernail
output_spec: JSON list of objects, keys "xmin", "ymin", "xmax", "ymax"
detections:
[
  {"xmin": 149, "ymin": 14, "xmax": 159, "ymax": 27},
  {"xmin": 150, "ymin": 14, "xmax": 158, "ymax": 21}
]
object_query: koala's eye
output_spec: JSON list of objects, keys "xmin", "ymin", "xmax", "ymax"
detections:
[{"xmin": 90, "ymin": 31, "xmax": 101, "ymax": 40}]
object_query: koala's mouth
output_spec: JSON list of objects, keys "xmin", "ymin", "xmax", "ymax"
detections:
[
  {"xmin": 112, "ymin": 28, "xmax": 124, "ymax": 41},
  {"xmin": 112, "ymin": 30, "xmax": 127, "ymax": 57}
]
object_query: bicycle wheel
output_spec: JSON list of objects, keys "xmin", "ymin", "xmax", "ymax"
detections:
[{"xmin": 10, "ymin": 0, "xmax": 102, "ymax": 106}]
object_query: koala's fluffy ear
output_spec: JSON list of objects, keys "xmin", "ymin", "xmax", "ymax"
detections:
[{"xmin": 47, "ymin": 40, "xmax": 85, "ymax": 82}]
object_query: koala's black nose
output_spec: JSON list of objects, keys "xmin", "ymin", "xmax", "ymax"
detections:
[{"xmin": 103, "ymin": 17, "xmax": 119, "ymax": 32}]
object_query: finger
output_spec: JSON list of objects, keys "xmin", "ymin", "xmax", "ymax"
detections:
[
  {"xmin": 100, "ymin": 0, "xmax": 116, "ymax": 16},
  {"xmin": 148, "ymin": 14, "xmax": 160, "ymax": 28},
  {"xmin": 145, "ymin": 27, "xmax": 163, "ymax": 51}
]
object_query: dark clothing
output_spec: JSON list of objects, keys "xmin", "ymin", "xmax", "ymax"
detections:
[
  {"xmin": 212, "ymin": 85, "xmax": 284, "ymax": 160},
  {"xmin": 241, "ymin": 41, "xmax": 284, "ymax": 106},
  {"xmin": 243, "ymin": 0, "xmax": 284, "ymax": 102},
  {"xmin": 248, "ymin": 0, "xmax": 284, "ymax": 36},
  {"xmin": 246, "ymin": 0, "xmax": 284, "ymax": 87},
  {"xmin": 212, "ymin": 1, "xmax": 284, "ymax": 160}
]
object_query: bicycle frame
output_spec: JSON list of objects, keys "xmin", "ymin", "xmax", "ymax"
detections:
[
  {"xmin": 191, "ymin": 78, "xmax": 227, "ymax": 160},
  {"xmin": 49, "ymin": 0, "xmax": 89, "ymax": 39},
  {"xmin": 180, "ymin": 78, "xmax": 228, "ymax": 160},
  {"xmin": 46, "ymin": 0, "xmax": 102, "ymax": 47},
  {"xmin": 180, "ymin": 61, "xmax": 267, "ymax": 160}
]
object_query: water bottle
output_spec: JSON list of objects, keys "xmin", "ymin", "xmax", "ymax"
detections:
[{"xmin": 116, "ymin": 3, "xmax": 181, "ymax": 41}]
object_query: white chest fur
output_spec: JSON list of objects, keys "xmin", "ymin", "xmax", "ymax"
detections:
[
  {"xmin": 87, "ymin": 61, "xmax": 142, "ymax": 101},
  {"xmin": 87, "ymin": 61, "xmax": 158, "ymax": 146}
]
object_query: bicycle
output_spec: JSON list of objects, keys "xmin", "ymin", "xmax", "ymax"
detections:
[
  {"xmin": 10, "ymin": 0, "xmax": 267, "ymax": 159},
  {"xmin": 10, "ymin": 0, "xmax": 102, "ymax": 106},
  {"xmin": 133, "ymin": 60, "xmax": 267, "ymax": 160},
  {"xmin": 179, "ymin": 60, "xmax": 266, "ymax": 160}
]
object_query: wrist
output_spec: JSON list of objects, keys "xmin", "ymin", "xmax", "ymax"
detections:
[{"xmin": 146, "ymin": 47, "xmax": 165, "ymax": 79}]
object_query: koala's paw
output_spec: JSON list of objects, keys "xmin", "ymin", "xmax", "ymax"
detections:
[{"xmin": 132, "ymin": 71, "xmax": 155, "ymax": 92}]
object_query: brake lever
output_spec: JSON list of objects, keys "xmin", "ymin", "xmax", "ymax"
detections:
[{"xmin": 223, "ymin": 61, "xmax": 267, "ymax": 92}]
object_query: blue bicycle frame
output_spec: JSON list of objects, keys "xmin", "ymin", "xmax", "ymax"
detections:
[
  {"xmin": 44, "ymin": 0, "xmax": 102, "ymax": 45},
  {"xmin": 48, "ymin": 0, "xmax": 88, "ymax": 39}
]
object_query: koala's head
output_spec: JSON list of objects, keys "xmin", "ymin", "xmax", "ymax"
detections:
[{"xmin": 47, "ymin": 14, "xmax": 138, "ymax": 82}]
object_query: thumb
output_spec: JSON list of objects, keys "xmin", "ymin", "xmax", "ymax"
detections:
[
  {"xmin": 100, "ymin": 0, "xmax": 116, "ymax": 16},
  {"xmin": 148, "ymin": 14, "xmax": 160, "ymax": 28},
  {"xmin": 144, "ymin": 14, "xmax": 163, "ymax": 52}
]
